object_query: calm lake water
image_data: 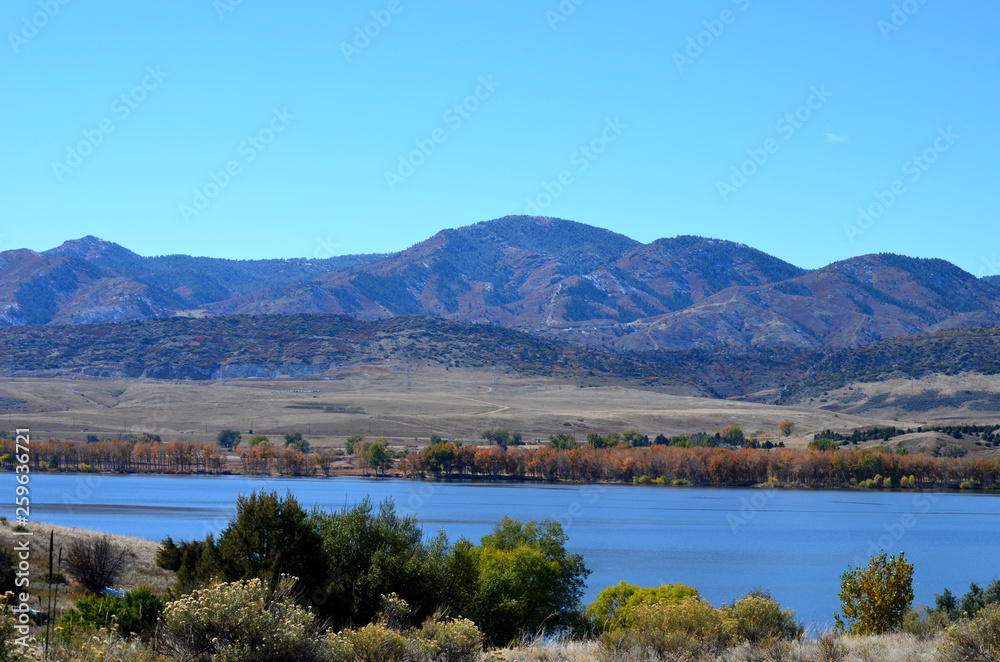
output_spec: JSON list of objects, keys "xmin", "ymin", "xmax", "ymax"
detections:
[{"xmin": 6, "ymin": 473, "xmax": 999, "ymax": 630}]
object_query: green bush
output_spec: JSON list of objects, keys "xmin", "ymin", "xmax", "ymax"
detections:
[
  {"xmin": 60, "ymin": 587, "xmax": 163, "ymax": 639},
  {"xmin": 587, "ymin": 581, "xmax": 699, "ymax": 631},
  {"xmin": 463, "ymin": 517, "xmax": 590, "ymax": 646},
  {"xmin": 600, "ymin": 596, "xmax": 734, "ymax": 659},
  {"xmin": 726, "ymin": 594, "xmax": 803, "ymax": 645},
  {"xmin": 940, "ymin": 603, "xmax": 1000, "ymax": 662}
]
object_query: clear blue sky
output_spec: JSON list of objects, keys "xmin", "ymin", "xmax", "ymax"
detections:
[{"xmin": 2, "ymin": 1, "xmax": 997, "ymax": 274}]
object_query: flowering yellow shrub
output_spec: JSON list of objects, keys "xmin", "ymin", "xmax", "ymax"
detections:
[{"xmin": 160, "ymin": 576, "xmax": 320, "ymax": 662}]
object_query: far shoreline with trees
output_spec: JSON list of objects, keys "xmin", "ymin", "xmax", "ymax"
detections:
[{"xmin": 2, "ymin": 422, "xmax": 999, "ymax": 492}]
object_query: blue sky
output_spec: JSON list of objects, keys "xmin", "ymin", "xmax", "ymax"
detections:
[{"xmin": 1, "ymin": 1, "xmax": 997, "ymax": 274}]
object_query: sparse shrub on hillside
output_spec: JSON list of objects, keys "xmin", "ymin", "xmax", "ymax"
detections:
[
  {"xmin": 940, "ymin": 603, "xmax": 1000, "ymax": 662},
  {"xmin": 836, "ymin": 552, "xmax": 914, "ymax": 635},
  {"xmin": 65, "ymin": 535, "xmax": 131, "ymax": 594}
]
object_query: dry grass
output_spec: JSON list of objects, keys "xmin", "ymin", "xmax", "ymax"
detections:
[
  {"xmin": 0, "ymin": 518, "xmax": 175, "ymax": 615},
  {"xmin": 486, "ymin": 632, "xmax": 947, "ymax": 662},
  {"xmin": 0, "ymin": 367, "xmax": 913, "ymax": 452}
]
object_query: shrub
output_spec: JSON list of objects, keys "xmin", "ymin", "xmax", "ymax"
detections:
[
  {"xmin": 46, "ymin": 627, "xmax": 160, "ymax": 662},
  {"xmin": 1, "ymin": 594, "xmax": 29, "ymax": 662},
  {"xmin": 329, "ymin": 623, "xmax": 408, "ymax": 662},
  {"xmin": 0, "ymin": 546, "xmax": 16, "ymax": 594},
  {"xmin": 161, "ymin": 576, "xmax": 324, "ymax": 662},
  {"xmin": 60, "ymin": 587, "xmax": 163, "ymax": 639},
  {"xmin": 587, "ymin": 581, "xmax": 699, "ymax": 631},
  {"xmin": 940, "ymin": 603, "xmax": 1000, "ymax": 662},
  {"xmin": 726, "ymin": 594, "xmax": 803, "ymax": 645},
  {"xmin": 65, "ymin": 535, "xmax": 130, "ymax": 594},
  {"xmin": 416, "ymin": 614, "xmax": 483, "ymax": 661},
  {"xmin": 809, "ymin": 438, "xmax": 840, "ymax": 451},
  {"xmin": 901, "ymin": 608, "xmax": 949, "ymax": 640},
  {"xmin": 600, "ymin": 596, "xmax": 734, "ymax": 659},
  {"xmin": 836, "ymin": 551, "xmax": 914, "ymax": 635}
]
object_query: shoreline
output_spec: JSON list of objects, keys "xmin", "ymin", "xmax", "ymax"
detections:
[{"xmin": 6, "ymin": 467, "xmax": 1000, "ymax": 495}]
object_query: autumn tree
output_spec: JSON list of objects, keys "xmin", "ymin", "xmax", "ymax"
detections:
[
  {"xmin": 836, "ymin": 551, "xmax": 914, "ymax": 634},
  {"xmin": 779, "ymin": 420, "xmax": 795, "ymax": 438}
]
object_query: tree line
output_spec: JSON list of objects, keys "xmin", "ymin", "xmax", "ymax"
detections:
[
  {"xmin": 401, "ymin": 442, "xmax": 1000, "ymax": 489},
  {"xmin": 4, "ymin": 433, "xmax": 1000, "ymax": 489}
]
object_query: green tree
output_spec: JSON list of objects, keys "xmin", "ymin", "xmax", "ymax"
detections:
[
  {"xmin": 836, "ymin": 551, "xmax": 914, "ymax": 634},
  {"xmin": 809, "ymin": 438, "xmax": 839, "ymax": 451},
  {"xmin": 217, "ymin": 429, "xmax": 241, "ymax": 450},
  {"xmin": 481, "ymin": 429, "xmax": 512, "ymax": 449},
  {"xmin": 549, "ymin": 434, "xmax": 578, "ymax": 450},
  {"xmin": 465, "ymin": 517, "xmax": 590, "ymax": 646},
  {"xmin": 312, "ymin": 497, "xmax": 451, "ymax": 628},
  {"xmin": 283, "ymin": 432, "xmax": 309, "ymax": 452},
  {"xmin": 247, "ymin": 434, "xmax": 271, "ymax": 447},
  {"xmin": 718, "ymin": 425, "xmax": 745, "ymax": 445},
  {"xmin": 216, "ymin": 490, "xmax": 326, "ymax": 598},
  {"xmin": 622, "ymin": 430, "xmax": 650, "ymax": 447},
  {"xmin": 360, "ymin": 438, "xmax": 393, "ymax": 476},
  {"xmin": 344, "ymin": 434, "xmax": 363, "ymax": 455}
]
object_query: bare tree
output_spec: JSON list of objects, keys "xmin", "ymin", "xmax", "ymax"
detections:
[{"xmin": 65, "ymin": 535, "xmax": 130, "ymax": 594}]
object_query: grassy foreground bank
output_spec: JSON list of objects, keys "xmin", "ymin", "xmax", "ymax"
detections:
[{"xmin": 3, "ymin": 504, "xmax": 999, "ymax": 662}]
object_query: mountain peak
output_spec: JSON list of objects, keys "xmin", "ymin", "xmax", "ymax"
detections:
[{"xmin": 45, "ymin": 235, "xmax": 134, "ymax": 260}]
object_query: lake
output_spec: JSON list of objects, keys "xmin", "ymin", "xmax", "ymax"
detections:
[{"xmin": 5, "ymin": 473, "xmax": 999, "ymax": 630}]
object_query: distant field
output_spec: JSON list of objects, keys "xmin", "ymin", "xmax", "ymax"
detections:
[{"xmin": 0, "ymin": 364, "xmax": 970, "ymax": 452}]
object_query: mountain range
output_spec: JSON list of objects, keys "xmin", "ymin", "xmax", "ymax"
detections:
[{"xmin": 3, "ymin": 216, "xmax": 998, "ymax": 352}]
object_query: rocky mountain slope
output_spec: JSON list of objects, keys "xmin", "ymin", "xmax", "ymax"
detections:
[{"xmin": 3, "ymin": 217, "xmax": 998, "ymax": 351}]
